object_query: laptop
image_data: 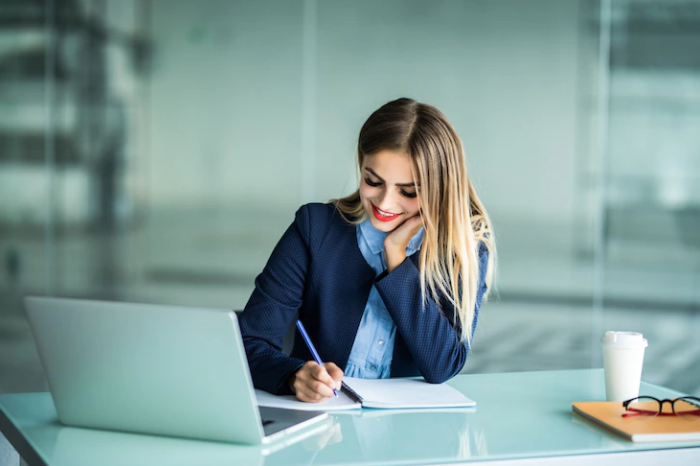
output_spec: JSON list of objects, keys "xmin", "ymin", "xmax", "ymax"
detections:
[{"xmin": 24, "ymin": 296, "xmax": 328, "ymax": 445}]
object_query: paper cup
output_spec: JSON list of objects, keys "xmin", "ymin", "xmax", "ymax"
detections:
[{"xmin": 601, "ymin": 331, "xmax": 648, "ymax": 402}]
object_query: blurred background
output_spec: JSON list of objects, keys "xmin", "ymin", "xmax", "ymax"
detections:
[{"xmin": 0, "ymin": 0, "xmax": 698, "ymax": 397}]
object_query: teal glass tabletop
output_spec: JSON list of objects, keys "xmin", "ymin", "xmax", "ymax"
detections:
[{"xmin": 1, "ymin": 369, "xmax": 699, "ymax": 466}]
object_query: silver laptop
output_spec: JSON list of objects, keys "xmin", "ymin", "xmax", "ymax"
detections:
[{"xmin": 24, "ymin": 296, "xmax": 328, "ymax": 445}]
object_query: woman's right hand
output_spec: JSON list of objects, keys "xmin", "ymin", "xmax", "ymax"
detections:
[{"xmin": 289, "ymin": 361, "xmax": 343, "ymax": 402}]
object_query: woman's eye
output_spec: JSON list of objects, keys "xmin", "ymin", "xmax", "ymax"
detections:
[{"xmin": 365, "ymin": 177, "xmax": 416, "ymax": 198}]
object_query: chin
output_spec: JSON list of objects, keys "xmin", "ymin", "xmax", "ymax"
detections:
[{"xmin": 368, "ymin": 217, "xmax": 397, "ymax": 232}]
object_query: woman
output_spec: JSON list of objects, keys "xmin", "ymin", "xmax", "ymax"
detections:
[{"xmin": 239, "ymin": 97, "xmax": 495, "ymax": 403}]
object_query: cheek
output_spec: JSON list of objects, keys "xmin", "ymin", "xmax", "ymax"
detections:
[
  {"xmin": 404, "ymin": 198, "xmax": 420, "ymax": 214},
  {"xmin": 359, "ymin": 185, "xmax": 375, "ymax": 202}
]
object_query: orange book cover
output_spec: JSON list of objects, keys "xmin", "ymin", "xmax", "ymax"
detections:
[{"xmin": 572, "ymin": 401, "xmax": 700, "ymax": 443}]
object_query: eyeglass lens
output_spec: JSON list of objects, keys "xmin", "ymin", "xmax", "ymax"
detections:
[
  {"xmin": 625, "ymin": 396, "xmax": 700, "ymax": 418},
  {"xmin": 626, "ymin": 396, "xmax": 662, "ymax": 416},
  {"xmin": 674, "ymin": 397, "xmax": 700, "ymax": 419}
]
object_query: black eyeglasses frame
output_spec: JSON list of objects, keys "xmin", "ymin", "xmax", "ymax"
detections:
[{"xmin": 622, "ymin": 396, "xmax": 700, "ymax": 418}]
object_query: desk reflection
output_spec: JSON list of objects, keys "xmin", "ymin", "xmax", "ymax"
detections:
[
  {"xmin": 266, "ymin": 408, "xmax": 484, "ymax": 466},
  {"xmin": 33, "ymin": 415, "xmax": 333, "ymax": 466},
  {"xmin": 18, "ymin": 400, "xmax": 482, "ymax": 466},
  {"xmin": 50, "ymin": 425, "xmax": 265, "ymax": 466}
]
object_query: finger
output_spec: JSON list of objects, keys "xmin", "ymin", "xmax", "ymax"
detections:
[
  {"xmin": 389, "ymin": 215, "xmax": 423, "ymax": 241},
  {"xmin": 297, "ymin": 383, "xmax": 332, "ymax": 402},
  {"xmin": 298, "ymin": 361, "xmax": 332, "ymax": 385},
  {"xmin": 302, "ymin": 360, "xmax": 322, "ymax": 373},
  {"xmin": 310, "ymin": 363, "xmax": 335, "ymax": 386},
  {"xmin": 401, "ymin": 217, "xmax": 424, "ymax": 238},
  {"xmin": 324, "ymin": 363, "xmax": 344, "ymax": 389},
  {"xmin": 295, "ymin": 369, "xmax": 335, "ymax": 399},
  {"xmin": 405, "ymin": 213, "xmax": 424, "ymax": 229},
  {"xmin": 306, "ymin": 378, "xmax": 335, "ymax": 398},
  {"xmin": 294, "ymin": 382, "xmax": 321, "ymax": 402},
  {"xmin": 294, "ymin": 364, "xmax": 321, "ymax": 396},
  {"xmin": 296, "ymin": 388, "xmax": 323, "ymax": 403}
]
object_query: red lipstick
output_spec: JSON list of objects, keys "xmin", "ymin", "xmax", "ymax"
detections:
[{"xmin": 372, "ymin": 204, "xmax": 401, "ymax": 222}]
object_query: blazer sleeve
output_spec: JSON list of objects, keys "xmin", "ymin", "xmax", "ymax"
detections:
[
  {"xmin": 238, "ymin": 205, "xmax": 315, "ymax": 395},
  {"xmin": 375, "ymin": 241, "xmax": 490, "ymax": 384}
]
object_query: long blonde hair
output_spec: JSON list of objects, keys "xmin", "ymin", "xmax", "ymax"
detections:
[{"xmin": 332, "ymin": 98, "xmax": 495, "ymax": 345}]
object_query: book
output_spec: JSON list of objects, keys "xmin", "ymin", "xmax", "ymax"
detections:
[
  {"xmin": 256, "ymin": 377, "xmax": 476, "ymax": 412},
  {"xmin": 572, "ymin": 401, "xmax": 700, "ymax": 443}
]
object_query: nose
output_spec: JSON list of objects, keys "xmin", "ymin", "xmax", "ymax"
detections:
[{"xmin": 376, "ymin": 189, "xmax": 400, "ymax": 213}]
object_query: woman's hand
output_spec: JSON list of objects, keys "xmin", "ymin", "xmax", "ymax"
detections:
[
  {"xmin": 383, "ymin": 214, "xmax": 424, "ymax": 273},
  {"xmin": 289, "ymin": 361, "xmax": 344, "ymax": 403}
]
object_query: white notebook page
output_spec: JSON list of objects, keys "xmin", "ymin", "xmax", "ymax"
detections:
[{"xmin": 343, "ymin": 377, "xmax": 475, "ymax": 409}]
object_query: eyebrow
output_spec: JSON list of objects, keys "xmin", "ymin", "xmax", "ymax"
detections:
[{"xmin": 364, "ymin": 167, "xmax": 419, "ymax": 188}]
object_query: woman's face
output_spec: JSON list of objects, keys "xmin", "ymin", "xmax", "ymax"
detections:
[{"xmin": 359, "ymin": 149, "xmax": 421, "ymax": 233}]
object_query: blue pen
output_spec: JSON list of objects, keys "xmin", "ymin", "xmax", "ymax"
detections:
[{"xmin": 296, "ymin": 320, "xmax": 339, "ymax": 397}]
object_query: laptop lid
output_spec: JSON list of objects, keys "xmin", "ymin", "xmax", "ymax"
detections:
[{"xmin": 23, "ymin": 296, "xmax": 325, "ymax": 444}]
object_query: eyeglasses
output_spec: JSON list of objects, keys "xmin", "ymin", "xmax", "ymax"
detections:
[{"xmin": 622, "ymin": 396, "xmax": 700, "ymax": 418}]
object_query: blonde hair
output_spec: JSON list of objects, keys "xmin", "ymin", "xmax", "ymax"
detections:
[{"xmin": 332, "ymin": 98, "xmax": 495, "ymax": 345}]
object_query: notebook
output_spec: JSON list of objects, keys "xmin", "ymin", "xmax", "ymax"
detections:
[
  {"xmin": 256, "ymin": 376, "xmax": 476, "ymax": 411},
  {"xmin": 24, "ymin": 296, "xmax": 329, "ymax": 445},
  {"xmin": 572, "ymin": 401, "xmax": 700, "ymax": 443}
]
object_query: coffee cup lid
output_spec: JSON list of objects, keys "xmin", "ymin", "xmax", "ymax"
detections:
[{"xmin": 601, "ymin": 331, "xmax": 648, "ymax": 348}]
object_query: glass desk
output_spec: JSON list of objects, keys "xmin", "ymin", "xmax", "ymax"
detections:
[{"xmin": 1, "ymin": 369, "xmax": 699, "ymax": 466}]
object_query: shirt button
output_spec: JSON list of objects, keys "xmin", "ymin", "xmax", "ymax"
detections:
[
  {"xmin": 369, "ymin": 365, "xmax": 377, "ymax": 371},
  {"xmin": 378, "ymin": 340, "xmax": 385, "ymax": 346}
]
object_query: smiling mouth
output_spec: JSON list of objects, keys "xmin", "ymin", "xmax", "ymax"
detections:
[{"xmin": 371, "ymin": 204, "xmax": 401, "ymax": 222}]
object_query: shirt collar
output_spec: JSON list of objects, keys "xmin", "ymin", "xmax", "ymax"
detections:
[{"xmin": 358, "ymin": 217, "xmax": 425, "ymax": 256}]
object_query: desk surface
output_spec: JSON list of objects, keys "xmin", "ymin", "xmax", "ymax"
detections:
[{"xmin": 1, "ymin": 369, "xmax": 700, "ymax": 466}]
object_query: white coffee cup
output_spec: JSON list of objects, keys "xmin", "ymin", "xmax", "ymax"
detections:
[{"xmin": 601, "ymin": 331, "xmax": 648, "ymax": 402}]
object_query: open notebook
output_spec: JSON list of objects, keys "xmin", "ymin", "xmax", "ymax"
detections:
[{"xmin": 256, "ymin": 377, "xmax": 476, "ymax": 412}]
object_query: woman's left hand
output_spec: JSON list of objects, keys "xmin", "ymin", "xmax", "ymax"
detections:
[{"xmin": 383, "ymin": 214, "xmax": 424, "ymax": 273}]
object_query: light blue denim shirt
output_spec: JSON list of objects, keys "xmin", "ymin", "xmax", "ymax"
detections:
[{"xmin": 345, "ymin": 218, "xmax": 425, "ymax": 379}]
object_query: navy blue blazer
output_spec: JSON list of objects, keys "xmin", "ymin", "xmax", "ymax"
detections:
[{"xmin": 239, "ymin": 202, "xmax": 489, "ymax": 395}]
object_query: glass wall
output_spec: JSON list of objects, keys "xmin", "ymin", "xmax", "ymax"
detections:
[
  {"xmin": 601, "ymin": 0, "xmax": 700, "ymax": 394},
  {"xmin": 0, "ymin": 0, "xmax": 698, "ymax": 396}
]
